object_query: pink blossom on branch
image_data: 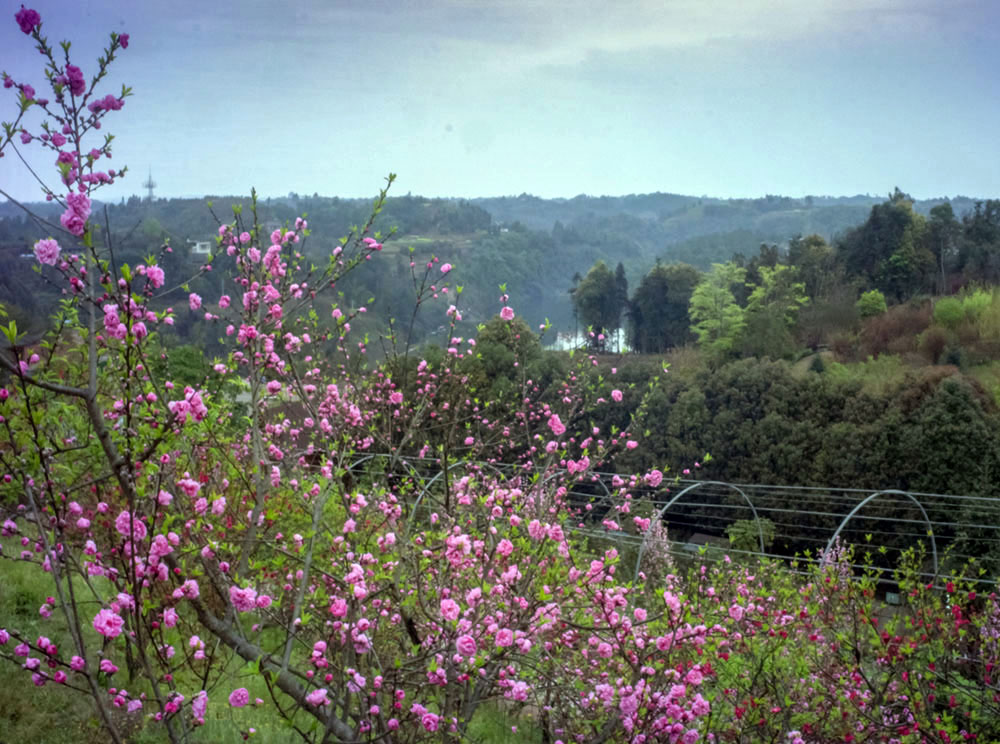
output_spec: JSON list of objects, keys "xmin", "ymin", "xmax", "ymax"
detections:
[
  {"xmin": 15, "ymin": 6, "xmax": 41, "ymax": 34},
  {"xmin": 59, "ymin": 192, "xmax": 91, "ymax": 235},
  {"xmin": 93, "ymin": 608, "xmax": 124, "ymax": 638},
  {"xmin": 228, "ymin": 687, "xmax": 249, "ymax": 708},
  {"xmin": 32, "ymin": 238, "xmax": 60, "ymax": 265}
]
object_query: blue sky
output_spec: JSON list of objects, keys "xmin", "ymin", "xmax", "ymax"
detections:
[{"xmin": 2, "ymin": 0, "xmax": 999, "ymax": 202}]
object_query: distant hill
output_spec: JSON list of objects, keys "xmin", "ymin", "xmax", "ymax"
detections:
[{"xmin": 0, "ymin": 190, "xmax": 994, "ymax": 339}]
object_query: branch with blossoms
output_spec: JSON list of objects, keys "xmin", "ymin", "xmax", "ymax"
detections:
[{"xmin": 4, "ymin": 7, "xmax": 1000, "ymax": 744}]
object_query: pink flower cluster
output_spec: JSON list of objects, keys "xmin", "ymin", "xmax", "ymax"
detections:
[
  {"xmin": 93, "ymin": 608, "xmax": 124, "ymax": 638},
  {"xmin": 228, "ymin": 585, "xmax": 257, "ymax": 612},
  {"xmin": 15, "ymin": 6, "xmax": 41, "ymax": 34},
  {"xmin": 59, "ymin": 192, "xmax": 91, "ymax": 236},
  {"xmin": 167, "ymin": 387, "xmax": 208, "ymax": 424},
  {"xmin": 33, "ymin": 238, "xmax": 60, "ymax": 266}
]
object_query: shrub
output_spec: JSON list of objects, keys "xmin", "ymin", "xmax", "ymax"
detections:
[
  {"xmin": 858, "ymin": 301, "xmax": 931, "ymax": 358},
  {"xmin": 918, "ymin": 325, "xmax": 950, "ymax": 364},
  {"xmin": 962, "ymin": 287, "xmax": 993, "ymax": 321},
  {"xmin": 855, "ymin": 289, "xmax": 887, "ymax": 318},
  {"xmin": 934, "ymin": 296, "xmax": 965, "ymax": 329}
]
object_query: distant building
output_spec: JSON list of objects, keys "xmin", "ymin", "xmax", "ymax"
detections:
[{"xmin": 189, "ymin": 240, "xmax": 212, "ymax": 259}]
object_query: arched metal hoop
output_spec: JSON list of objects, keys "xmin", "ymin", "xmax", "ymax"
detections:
[
  {"xmin": 404, "ymin": 459, "xmax": 510, "ymax": 538},
  {"xmin": 634, "ymin": 480, "xmax": 763, "ymax": 582},
  {"xmin": 823, "ymin": 489, "xmax": 938, "ymax": 580}
]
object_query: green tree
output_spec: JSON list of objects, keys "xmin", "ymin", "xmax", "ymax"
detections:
[
  {"xmin": 787, "ymin": 234, "xmax": 836, "ymax": 299},
  {"xmin": 628, "ymin": 262, "xmax": 701, "ymax": 353},
  {"xmin": 689, "ymin": 262, "xmax": 746, "ymax": 356},
  {"xmin": 838, "ymin": 188, "xmax": 933, "ymax": 301},
  {"xmin": 958, "ymin": 200, "xmax": 1000, "ymax": 283},
  {"xmin": 572, "ymin": 260, "xmax": 624, "ymax": 350},
  {"xmin": 927, "ymin": 202, "xmax": 961, "ymax": 293},
  {"xmin": 739, "ymin": 264, "xmax": 809, "ymax": 358}
]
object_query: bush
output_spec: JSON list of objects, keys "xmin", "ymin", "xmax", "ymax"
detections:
[
  {"xmin": 858, "ymin": 301, "xmax": 931, "ymax": 358},
  {"xmin": 962, "ymin": 287, "xmax": 993, "ymax": 321},
  {"xmin": 855, "ymin": 289, "xmax": 887, "ymax": 318},
  {"xmin": 934, "ymin": 296, "xmax": 965, "ymax": 329},
  {"xmin": 918, "ymin": 325, "xmax": 950, "ymax": 364}
]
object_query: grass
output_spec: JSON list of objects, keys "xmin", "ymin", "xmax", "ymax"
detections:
[
  {"xmin": 1, "ymin": 538, "xmax": 545, "ymax": 743},
  {"xmin": 824, "ymin": 354, "xmax": 909, "ymax": 396},
  {"xmin": 969, "ymin": 360, "xmax": 1000, "ymax": 406},
  {"xmin": 465, "ymin": 704, "xmax": 544, "ymax": 743},
  {"xmin": 0, "ymin": 540, "xmax": 105, "ymax": 744}
]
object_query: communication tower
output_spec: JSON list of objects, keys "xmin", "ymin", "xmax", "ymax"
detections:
[{"xmin": 142, "ymin": 168, "xmax": 156, "ymax": 201}]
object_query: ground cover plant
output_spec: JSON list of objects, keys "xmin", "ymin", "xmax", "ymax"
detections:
[{"xmin": 3, "ymin": 8, "xmax": 1000, "ymax": 744}]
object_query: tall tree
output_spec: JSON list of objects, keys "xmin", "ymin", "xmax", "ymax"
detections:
[
  {"xmin": 787, "ymin": 234, "xmax": 836, "ymax": 299},
  {"xmin": 689, "ymin": 262, "xmax": 747, "ymax": 356},
  {"xmin": 739, "ymin": 264, "xmax": 809, "ymax": 358},
  {"xmin": 572, "ymin": 260, "xmax": 623, "ymax": 350},
  {"xmin": 838, "ymin": 188, "xmax": 933, "ymax": 300},
  {"xmin": 628, "ymin": 262, "xmax": 701, "ymax": 353},
  {"xmin": 958, "ymin": 200, "xmax": 1000, "ymax": 283}
]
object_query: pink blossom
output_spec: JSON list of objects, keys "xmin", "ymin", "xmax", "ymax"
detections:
[
  {"xmin": 228, "ymin": 688, "xmax": 250, "ymax": 708},
  {"xmin": 146, "ymin": 264, "xmax": 165, "ymax": 288},
  {"xmin": 33, "ymin": 238, "xmax": 61, "ymax": 266},
  {"xmin": 229, "ymin": 586, "xmax": 258, "ymax": 612},
  {"xmin": 60, "ymin": 192, "xmax": 90, "ymax": 236},
  {"xmin": 456, "ymin": 634, "xmax": 477, "ymax": 656},
  {"xmin": 114, "ymin": 511, "xmax": 147, "ymax": 540},
  {"xmin": 500, "ymin": 306, "xmax": 515, "ymax": 321},
  {"xmin": 440, "ymin": 598, "xmax": 460, "ymax": 621},
  {"xmin": 611, "ymin": 389, "xmax": 623, "ymax": 402},
  {"xmin": 495, "ymin": 628, "xmax": 514, "ymax": 647},
  {"xmin": 440, "ymin": 263, "xmax": 452, "ymax": 274},
  {"xmin": 188, "ymin": 293, "xmax": 202, "ymax": 311},
  {"xmin": 93, "ymin": 608, "xmax": 124, "ymax": 638},
  {"xmin": 528, "ymin": 520, "xmax": 545, "ymax": 540},
  {"xmin": 192, "ymin": 690, "xmax": 207, "ymax": 724},
  {"xmin": 547, "ymin": 414, "xmax": 566, "ymax": 437},
  {"xmin": 305, "ymin": 688, "xmax": 329, "ymax": 706},
  {"xmin": 15, "ymin": 6, "xmax": 41, "ymax": 34},
  {"xmin": 65, "ymin": 64, "xmax": 85, "ymax": 96}
]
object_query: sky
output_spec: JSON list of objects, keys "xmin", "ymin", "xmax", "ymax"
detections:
[{"xmin": 2, "ymin": 0, "xmax": 999, "ymax": 203}]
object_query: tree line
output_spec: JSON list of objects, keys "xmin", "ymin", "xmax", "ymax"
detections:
[{"xmin": 571, "ymin": 189, "xmax": 1000, "ymax": 357}]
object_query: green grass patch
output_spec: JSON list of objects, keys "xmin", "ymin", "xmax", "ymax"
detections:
[{"xmin": 825, "ymin": 354, "xmax": 909, "ymax": 396}]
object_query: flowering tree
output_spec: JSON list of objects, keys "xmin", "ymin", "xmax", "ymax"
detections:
[{"xmin": 3, "ymin": 8, "xmax": 1000, "ymax": 744}]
